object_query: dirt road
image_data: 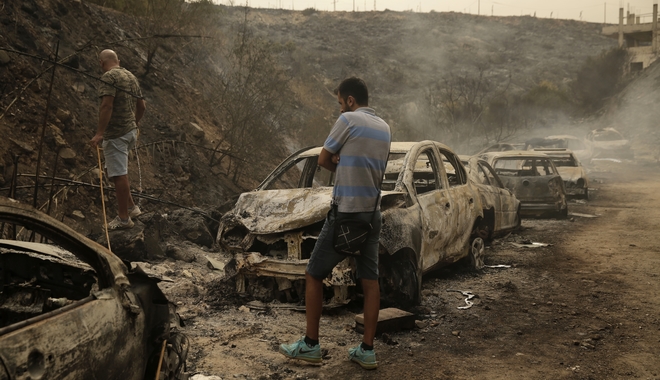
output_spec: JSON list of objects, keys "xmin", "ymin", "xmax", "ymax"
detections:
[{"xmin": 187, "ymin": 161, "xmax": 660, "ymax": 380}]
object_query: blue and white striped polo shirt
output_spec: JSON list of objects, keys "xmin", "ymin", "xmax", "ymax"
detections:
[{"xmin": 323, "ymin": 107, "xmax": 391, "ymax": 213}]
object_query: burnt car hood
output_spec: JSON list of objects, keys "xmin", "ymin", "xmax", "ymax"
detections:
[
  {"xmin": 221, "ymin": 188, "xmax": 405, "ymax": 235},
  {"xmin": 227, "ymin": 188, "xmax": 333, "ymax": 234}
]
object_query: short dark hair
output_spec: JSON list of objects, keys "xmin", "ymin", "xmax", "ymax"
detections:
[{"xmin": 334, "ymin": 77, "xmax": 369, "ymax": 106}]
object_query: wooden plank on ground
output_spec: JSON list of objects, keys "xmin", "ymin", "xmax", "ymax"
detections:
[{"xmin": 354, "ymin": 307, "xmax": 416, "ymax": 334}]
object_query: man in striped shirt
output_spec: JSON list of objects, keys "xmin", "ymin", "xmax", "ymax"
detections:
[{"xmin": 280, "ymin": 77, "xmax": 391, "ymax": 370}]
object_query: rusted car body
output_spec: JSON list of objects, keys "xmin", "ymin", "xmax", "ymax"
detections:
[
  {"xmin": 532, "ymin": 148, "xmax": 589, "ymax": 199},
  {"xmin": 479, "ymin": 151, "xmax": 568, "ymax": 218},
  {"xmin": 217, "ymin": 141, "xmax": 484, "ymax": 307},
  {"xmin": 586, "ymin": 128, "xmax": 634, "ymax": 159},
  {"xmin": 0, "ymin": 197, "xmax": 187, "ymax": 380},
  {"xmin": 525, "ymin": 135, "xmax": 594, "ymax": 162},
  {"xmin": 461, "ymin": 156, "xmax": 521, "ymax": 239}
]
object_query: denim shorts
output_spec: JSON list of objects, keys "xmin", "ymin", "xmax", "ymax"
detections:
[
  {"xmin": 306, "ymin": 207, "xmax": 381, "ymax": 281},
  {"xmin": 102, "ymin": 129, "xmax": 136, "ymax": 178}
]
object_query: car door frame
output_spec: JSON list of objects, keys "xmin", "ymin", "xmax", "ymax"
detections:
[
  {"xmin": 478, "ymin": 160, "xmax": 519, "ymax": 230},
  {"xmin": 436, "ymin": 145, "xmax": 478, "ymax": 262},
  {"xmin": 400, "ymin": 142, "xmax": 452, "ymax": 274}
]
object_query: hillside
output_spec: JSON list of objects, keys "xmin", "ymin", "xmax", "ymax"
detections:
[
  {"xmin": 0, "ymin": 0, "xmax": 619, "ymax": 235},
  {"xmin": 603, "ymin": 59, "xmax": 660, "ymax": 161}
]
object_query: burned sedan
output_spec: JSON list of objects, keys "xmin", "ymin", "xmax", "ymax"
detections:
[
  {"xmin": 532, "ymin": 148, "xmax": 589, "ymax": 199},
  {"xmin": 461, "ymin": 156, "xmax": 521, "ymax": 240},
  {"xmin": 0, "ymin": 197, "xmax": 187, "ymax": 380},
  {"xmin": 217, "ymin": 141, "xmax": 484, "ymax": 307},
  {"xmin": 586, "ymin": 127, "xmax": 634, "ymax": 159},
  {"xmin": 480, "ymin": 151, "xmax": 568, "ymax": 219},
  {"xmin": 525, "ymin": 135, "xmax": 594, "ymax": 163}
]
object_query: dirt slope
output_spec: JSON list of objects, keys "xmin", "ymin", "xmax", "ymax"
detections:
[
  {"xmin": 603, "ymin": 59, "xmax": 660, "ymax": 161},
  {"xmin": 0, "ymin": 1, "xmax": 619, "ymax": 232}
]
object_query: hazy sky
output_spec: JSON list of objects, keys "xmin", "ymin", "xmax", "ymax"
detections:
[{"xmin": 226, "ymin": 0, "xmax": 657, "ymax": 23}]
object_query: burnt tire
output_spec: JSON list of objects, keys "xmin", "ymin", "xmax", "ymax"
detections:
[
  {"xmin": 379, "ymin": 255, "xmax": 419, "ymax": 309},
  {"xmin": 145, "ymin": 332, "xmax": 189, "ymax": 380},
  {"xmin": 469, "ymin": 237, "xmax": 485, "ymax": 270}
]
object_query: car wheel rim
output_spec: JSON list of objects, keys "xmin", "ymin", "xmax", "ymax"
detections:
[{"xmin": 470, "ymin": 237, "xmax": 485, "ymax": 270}]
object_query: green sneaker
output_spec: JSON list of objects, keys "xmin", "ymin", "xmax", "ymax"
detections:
[
  {"xmin": 279, "ymin": 337, "xmax": 322, "ymax": 363},
  {"xmin": 348, "ymin": 345, "xmax": 378, "ymax": 370}
]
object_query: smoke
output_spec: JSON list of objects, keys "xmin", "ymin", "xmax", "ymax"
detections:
[{"xmin": 602, "ymin": 59, "xmax": 660, "ymax": 161}]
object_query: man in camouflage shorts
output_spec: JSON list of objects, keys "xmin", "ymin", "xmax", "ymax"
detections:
[{"xmin": 90, "ymin": 49, "xmax": 146, "ymax": 230}]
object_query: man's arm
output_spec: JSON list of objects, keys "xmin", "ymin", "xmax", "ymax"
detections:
[
  {"xmin": 90, "ymin": 95, "xmax": 114, "ymax": 148},
  {"xmin": 135, "ymin": 98, "xmax": 146, "ymax": 125},
  {"xmin": 318, "ymin": 148, "xmax": 339, "ymax": 172}
]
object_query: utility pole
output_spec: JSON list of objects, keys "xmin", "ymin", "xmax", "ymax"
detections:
[
  {"xmin": 478, "ymin": 0, "xmax": 480, "ymax": 15},
  {"xmin": 491, "ymin": 4, "xmax": 493, "ymax": 16},
  {"xmin": 604, "ymin": 2, "xmax": 606, "ymax": 24},
  {"xmin": 374, "ymin": 0, "xmax": 376, "ymax": 11},
  {"xmin": 332, "ymin": 0, "xmax": 337, "ymax": 11},
  {"xmin": 353, "ymin": 0, "xmax": 355, "ymax": 11}
]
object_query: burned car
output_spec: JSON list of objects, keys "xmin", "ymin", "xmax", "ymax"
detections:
[
  {"xmin": 525, "ymin": 135, "xmax": 593, "ymax": 163},
  {"xmin": 479, "ymin": 151, "xmax": 568, "ymax": 218},
  {"xmin": 532, "ymin": 148, "xmax": 589, "ymax": 199},
  {"xmin": 217, "ymin": 141, "xmax": 485, "ymax": 307},
  {"xmin": 586, "ymin": 127, "xmax": 634, "ymax": 159},
  {"xmin": 461, "ymin": 156, "xmax": 521, "ymax": 240},
  {"xmin": 0, "ymin": 197, "xmax": 187, "ymax": 380}
]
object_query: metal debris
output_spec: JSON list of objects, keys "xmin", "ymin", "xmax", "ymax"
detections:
[
  {"xmin": 447, "ymin": 289, "xmax": 476, "ymax": 310},
  {"xmin": 205, "ymin": 255, "xmax": 226, "ymax": 271},
  {"xmin": 568, "ymin": 212, "xmax": 599, "ymax": 218},
  {"xmin": 511, "ymin": 241, "xmax": 551, "ymax": 248},
  {"xmin": 483, "ymin": 264, "xmax": 512, "ymax": 268}
]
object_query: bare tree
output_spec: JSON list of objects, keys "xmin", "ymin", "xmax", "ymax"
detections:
[
  {"xmin": 424, "ymin": 68, "xmax": 493, "ymax": 149},
  {"xmin": 87, "ymin": 0, "xmax": 221, "ymax": 74},
  {"xmin": 139, "ymin": 0, "xmax": 220, "ymax": 75},
  {"xmin": 207, "ymin": 8, "xmax": 292, "ymax": 185},
  {"xmin": 423, "ymin": 68, "xmax": 529, "ymax": 151}
]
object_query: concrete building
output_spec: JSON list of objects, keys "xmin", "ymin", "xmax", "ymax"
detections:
[{"xmin": 602, "ymin": 4, "xmax": 659, "ymax": 72}]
